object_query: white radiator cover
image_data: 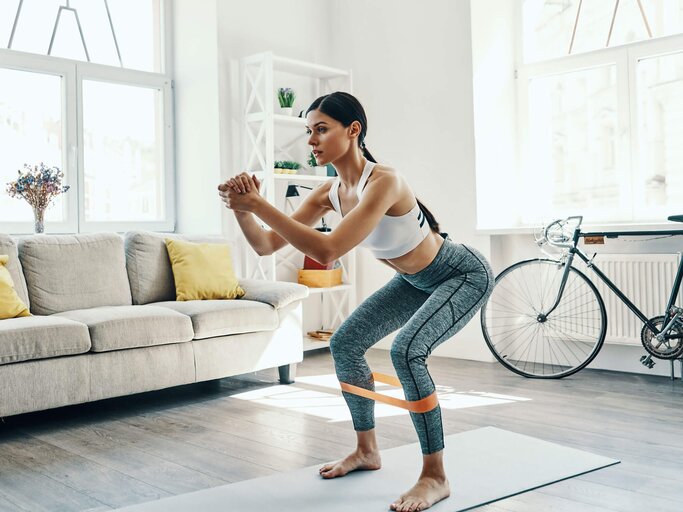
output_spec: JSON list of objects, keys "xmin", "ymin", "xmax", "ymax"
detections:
[{"xmin": 577, "ymin": 253, "xmax": 681, "ymax": 346}]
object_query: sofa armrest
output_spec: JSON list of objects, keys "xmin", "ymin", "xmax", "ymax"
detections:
[{"xmin": 239, "ymin": 279, "xmax": 309, "ymax": 310}]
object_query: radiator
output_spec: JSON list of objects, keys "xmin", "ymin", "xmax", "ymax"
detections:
[{"xmin": 576, "ymin": 254, "xmax": 681, "ymax": 346}]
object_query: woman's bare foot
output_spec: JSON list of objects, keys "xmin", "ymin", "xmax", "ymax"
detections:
[
  {"xmin": 389, "ymin": 475, "xmax": 450, "ymax": 511},
  {"xmin": 319, "ymin": 449, "xmax": 382, "ymax": 478},
  {"xmin": 320, "ymin": 429, "xmax": 381, "ymax": 479}
]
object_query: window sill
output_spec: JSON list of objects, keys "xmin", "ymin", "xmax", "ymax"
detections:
[{"xmin": 477, "ymin": 222, "xmax": 683, "ymax": 236}]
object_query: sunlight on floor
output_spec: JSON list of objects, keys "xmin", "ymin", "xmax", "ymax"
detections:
[{"xmin": 232, "ymin": 374, "xmax": 531, "ymax": 422}]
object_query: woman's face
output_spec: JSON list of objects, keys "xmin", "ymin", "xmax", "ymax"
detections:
[{"xmin": 305, "ymin": 109, "xmax": 359, "ymax": 165}]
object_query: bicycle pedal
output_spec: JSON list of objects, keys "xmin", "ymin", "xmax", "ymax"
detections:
[{"xmin": 639, "ymin": 355, "xmax": 656, "ymax": 369}]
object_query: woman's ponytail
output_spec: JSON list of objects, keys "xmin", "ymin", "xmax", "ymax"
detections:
[
  {"xmin": 361, "ymin": 145, "xmax": 377, "ymax": 163},
  {"xmin": 415, "ymin": 198, "xmax": 440, "ymax": 233}
]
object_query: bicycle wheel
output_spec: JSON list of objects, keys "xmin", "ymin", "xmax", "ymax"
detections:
[{"xmin": 481, "ymin": 258, "xmax": 607, "ymax": 378}]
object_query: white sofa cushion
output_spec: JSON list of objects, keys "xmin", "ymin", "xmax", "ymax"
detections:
[
  {"xmin": 124, "ymin": 231, "xmax": 238, "ymax": 305},
  {"xmin": 153, "ymin": 299, "xmax": 278, "ymax": 339},
  {"xmin": 0, "ymin": 234, "xmax": 30, "ymax": 308},
  {"xmin": 239, "ymin": 278, "xmax": 309, "ymax": 309},
  {"xmin": 0, "ymin": 316, "xmax": 91, "ymax": 365},
  {"xmin": 19, "ymin": 233, "xmax": 132, "ymax": 315},
  {"xmin": 55, "ymin": 305, "xmax": 194, "ymax": 352}
]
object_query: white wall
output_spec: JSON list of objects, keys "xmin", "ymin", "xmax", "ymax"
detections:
[
  {"xmin": 328, "ymin": 0, "xmax": 494, "ymax": 361},
  {"xmin": 215, "ymin": 0, "xmax": 333, "ymax": 242},
  {"xmin": 172, "ymin": 0, "xmax": 222, "ymax": 234},
  {"xmin": 173, "ymin": 0, "xmax": 332, "ymax": 236},
  {"xmin": 470, "ymin": 0, "xmax": 519, "ymax": 233}
]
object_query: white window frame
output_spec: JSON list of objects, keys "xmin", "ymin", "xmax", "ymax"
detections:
[
  {"xmin": 516, "ymin": 7, "xmax": 683, "ymax": 230},
  {"xmin": 0, "ymin": 49, "xmax": 79, "ymax": 234},
  {"xmin": 76, "ymin": 62, "xmax": 174, "ymax": 233},
  {"xmin": 0, "ymin": 0, "xmax": 174, "ymax": 234}
]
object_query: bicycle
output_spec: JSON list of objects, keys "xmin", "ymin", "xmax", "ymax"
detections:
[{"xmin": 480, "ymin": 215, "xmax": 683, "ymax": 378}]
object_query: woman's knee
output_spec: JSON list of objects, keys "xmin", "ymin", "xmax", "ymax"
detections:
[
  {"xmin": 328, "ymin": 332, "xmax": 344, "ymax": 358},
  {"xmin": 329, "ymin": 327, "xmax": 364, "ymax": 360},
  {"xmin": 390, "ymin": 334, "xmax": 426, "ymax": 370}
]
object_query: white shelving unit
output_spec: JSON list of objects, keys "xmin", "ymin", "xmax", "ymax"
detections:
[{"xmin": 239, "ymin": 51, "xmax": 355, "ymax": 352}]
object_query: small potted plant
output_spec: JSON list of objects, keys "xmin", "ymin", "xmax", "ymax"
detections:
[
  {"xmin": 307, "ymin": 151, "xmax": 327, "ymax": 177},
  {"xmin": 6, "ymin": 163, "xmax": 70, "ymax": 233},
  {"xmin": 274, "ymin": 160, "xmax": 302, "ymax": 174},
  {"xmin": 277, "ymin": 87, "xmax": 296, "ymax": 115}
]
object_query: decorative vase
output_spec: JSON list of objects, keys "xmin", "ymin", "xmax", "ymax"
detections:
[
  {"xmin": 32, "ymin": 206, "xmax": 45, "ymax": 234},
  {"xmin": 279, "ymin": 106, "xmax": 293, "ymax": 116},
  {"xmin": 314, "ymin": 166, "xmax": 327, "ymax": 177}
]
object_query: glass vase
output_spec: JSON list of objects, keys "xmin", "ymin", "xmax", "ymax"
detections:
[{"xmin": 32, "ymin": 206, "xmax": 45, "ymax": 234}]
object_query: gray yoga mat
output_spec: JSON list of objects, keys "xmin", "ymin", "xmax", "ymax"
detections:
[{"xmin": 116, "ymin": 426, "xmax": 619, "ymax": 511}]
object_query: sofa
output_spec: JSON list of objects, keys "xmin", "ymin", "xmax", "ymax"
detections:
[{"xmin": 0, "ymin": 231, "xmax": 309, "ymax": 418}]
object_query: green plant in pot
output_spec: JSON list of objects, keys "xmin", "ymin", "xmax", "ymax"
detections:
[
  {"xmin": 274, "ymin": 160, "xmax": 302, "ymax": 174},
  {"xmin": 277, "ymin": 88, "xmax": 296, "ymax": 116}
]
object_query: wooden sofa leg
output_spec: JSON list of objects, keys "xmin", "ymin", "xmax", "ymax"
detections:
[{"xmin": 278, "ymin": 363, "xmax": 297, "ymax": 384}]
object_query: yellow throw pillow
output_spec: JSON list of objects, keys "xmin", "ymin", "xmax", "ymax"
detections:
[
  {"xmin": 0, "ymin": 254, "xmax": 30, "ymax": 319},
  {"xmin": 165, "ymin": 239, "xmax": 245, "ymax": 301}
]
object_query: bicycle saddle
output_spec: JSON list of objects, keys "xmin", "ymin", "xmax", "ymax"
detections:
[{"xmin": 668, "ymin": 215, "xmax": 683, "ymax": 223}]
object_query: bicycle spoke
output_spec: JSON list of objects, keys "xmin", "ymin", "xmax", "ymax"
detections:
[
  {"xmin": 486, "ymin": 298, "xmax": 536, "ymax": 316},
  {"xmin": 493, "ymin": 320, "xmax": 541, "ymax": 356},
  {"xmin": 543, "ymin": 323, "xmax": 571, "ymax": 372},
  {"xmin": 542, "ymin": 323, "xmax": 594, "ymax": 359},
  {"xmin": 505, "ymin": 269, "xmax": 540, "ymax": 313},
  {"xmin": 487, "ymin": 320, "xmax": 538, "ymax": 332},
  {"xmin": 506, "ymin": 322, "xmax": 543, "ymax": 364}
]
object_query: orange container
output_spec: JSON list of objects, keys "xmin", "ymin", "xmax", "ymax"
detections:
[{"xmin": 297, "ymin": 267, "xmax": 343, "ymax": 287}]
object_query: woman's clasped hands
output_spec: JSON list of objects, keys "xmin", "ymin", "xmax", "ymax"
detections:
[{"xmin": 217, "ymin": 172, "xmax": 262, "ymax": 213}]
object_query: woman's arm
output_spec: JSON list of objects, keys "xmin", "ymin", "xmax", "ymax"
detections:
[
  {"xmin": 219, "ymin": 177, "xmax": 331, "ymax": 256},
  {"xmin": 249, "ymin": 173, "xmax": 400, "ymax": 264},
  {"xmin": 231, "ymin": 211, "xmax": 274, "ymax": 256}
]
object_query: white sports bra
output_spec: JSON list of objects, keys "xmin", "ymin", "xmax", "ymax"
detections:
[{"xmin": 327, "ymin": 160, "xmax": 431, "ymax": 259}]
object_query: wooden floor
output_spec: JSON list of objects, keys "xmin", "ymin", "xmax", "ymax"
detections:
[{"xmin": 1, "ymin": 348, "xmax": 682, "ymax": 511}]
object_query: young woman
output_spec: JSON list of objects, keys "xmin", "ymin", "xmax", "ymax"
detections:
[{"xmin": 218, "ymin": 92, "xmax": 494, "ymax": 512}]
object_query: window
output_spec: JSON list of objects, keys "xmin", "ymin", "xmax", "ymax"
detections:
[
  {"xmin": 0, "ymin": 67, "xmax": 66, "ymax": 226},
  {"xmin": 0, "ymin": 0, "xmax": 172, "ymax": 234},
  {"xmin": 634, "ymin": 51, "xmax": 683, "ymax": 220},
  {"xmin": 0, "ymin": 0, "xmax": 162, "ymax": 72},
  {"xmin": 514, "ymin": 0, "xmax": 683, "ymax": 227},
  {"xmin": 82, "ymin": 79, "xmax": 166, "ymax": 223},
  {"xmin": 522, "ymin": 0, "xmax": 683, "ymax": 63}
]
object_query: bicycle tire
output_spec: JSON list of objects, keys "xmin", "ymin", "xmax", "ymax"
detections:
[{"xmin": 481, "ymin": 258, "xmax": 607, "ymax": 378}]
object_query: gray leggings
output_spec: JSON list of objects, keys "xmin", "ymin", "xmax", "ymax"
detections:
[{"xmin": 329, "ymin": 236, "xmax": 494, "ymax": 454}]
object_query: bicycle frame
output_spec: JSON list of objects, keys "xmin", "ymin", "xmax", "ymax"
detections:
[{"xmin": 544, "ymin": 225, "xmax": 683, "ymax": 341}]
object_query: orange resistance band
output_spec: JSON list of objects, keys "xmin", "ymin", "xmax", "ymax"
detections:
[{"xmin": 339, "ymin": 372, "xmax": 439, "ymax": 414}]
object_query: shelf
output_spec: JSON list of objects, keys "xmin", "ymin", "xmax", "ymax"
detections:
[
  {"xmin": 246, "ymin": 112, "xmax": 307, "ymax": 126},
  {"xmin": 241, "ymin": 51, "xmax": 354, "ymax": 337},
  {"xmin": 274, "ymin": 174, "xmax": 333, "ymax": 183},
  {"xmin": 275, "ymin": 114, "xmax": 306, "ymax": 125},
  {"xmin": 251, "ymin": 171, "xmax": 332, "ymax": 183},
  {"xmin": 303, "ymin": 337, "xmax": 330, "ymax": 352},
  {"xmin": 272, "ymin": 55, "xmax": 349, "ymax": 79},
  {"xmin": 305, "ymin": 283, "xmax": 353, "ymax": 294},
  {"xmin": 243, "ymin": 52, "xmax": 349, "ymax": 79}
]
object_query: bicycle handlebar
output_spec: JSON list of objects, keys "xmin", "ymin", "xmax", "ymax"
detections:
[{"xmin": 535, "ymin": 216, "xmax": 584, "ymax": 249}]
